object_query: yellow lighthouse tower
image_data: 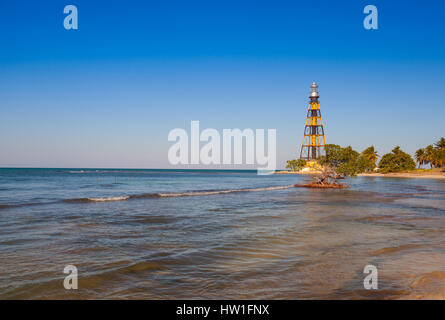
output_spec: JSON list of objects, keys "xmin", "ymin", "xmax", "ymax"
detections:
[{"xmin": 299, "ymin": 82, "xmax": 326, "ymax": 170}]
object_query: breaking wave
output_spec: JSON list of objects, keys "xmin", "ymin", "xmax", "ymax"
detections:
[
  {"xmin": 157, "ymin": 185, "xmax": 295, "ymax": 197},
  {"xmin": 63, "ymin": 196, "xmax": 131, "ymax": 203},
  {"xmin": 62, "ymin": 185, "xmax": 295, "ymax": 203},
  {"xmin": 86, "ymin": 196, "xmax": 131, "ymax": 202},
  {"xmin": 1, "ymin": 185, "xmax": 295, "ymax": 209}
]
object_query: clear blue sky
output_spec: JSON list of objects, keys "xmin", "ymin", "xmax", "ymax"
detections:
[{"xmin": 1, "ymin": 0, "xmax": 444, "ymax": 168}]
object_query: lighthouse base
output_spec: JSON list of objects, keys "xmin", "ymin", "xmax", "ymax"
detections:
[{"xmin": 301, "ymin": 160, "xmax": 323, "ymax": 173}]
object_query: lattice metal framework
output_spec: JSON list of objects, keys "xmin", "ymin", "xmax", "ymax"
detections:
[{"xmin": 299, "ymin": 82, "xmax": 326, "ymax": 160}]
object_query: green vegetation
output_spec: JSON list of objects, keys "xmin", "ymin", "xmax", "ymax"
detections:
[
  {"xmin": 360, "ymin": 146, "xmax": 379, "ymax": 171},
  {"xmin": 317, "ymin": 144, "xmax": 375, "ymax": 177},
  {"xmin": 378, "ymin": 146, "xmax": 416, "ymax": 173},
  {"xmin": 415, "ymin": 137, "xmax": 445, "ymax": 169},
  {"xmin": 286, "ymin": 159, "xmax": 307, "ymax": 172},
  {"xmin": 288, "ymin": 139, "xmax": 444, "ymax": 177}
]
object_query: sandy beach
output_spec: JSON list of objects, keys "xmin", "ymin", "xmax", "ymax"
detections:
[
  {"xmin": 276, "ymin": 170, "xmax": 445, "ymax": 180},
  {"xmin": 358, "ymin": 172, "xmax": 445, "ymax": 180}
]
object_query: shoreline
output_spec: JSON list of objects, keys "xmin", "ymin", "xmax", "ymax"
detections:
[
  {"xmin": 358, "ymin": 172, "xmax": 445, "ymax": 180},
  {"xmin": 275, "ymin": 170, "xmax": 445, "ymax": 180},
  {"xmin": 275, "ymin": 170, "xmax": 320, "ymax": 175}
]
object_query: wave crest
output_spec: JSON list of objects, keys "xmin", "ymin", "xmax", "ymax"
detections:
[
  {"xmin": 2, "ymin": 185, "xmax": 294, "ymax": 209},
  {"xmin": 158, "ymin": 185, "xmax": 294, "ymax": 198}
]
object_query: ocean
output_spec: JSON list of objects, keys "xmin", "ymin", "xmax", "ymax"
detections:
[{"xmin": 0, "ymin": 168, "xmax": 444, "ymax": 299}]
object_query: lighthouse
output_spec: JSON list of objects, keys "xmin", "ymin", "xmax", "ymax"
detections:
[{"xmin": 299, "ymin": 82, "xmax": 326, "ymax": 162}]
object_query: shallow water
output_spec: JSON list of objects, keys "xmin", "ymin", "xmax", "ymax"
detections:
[{"xmin": 0, "ymin": 168, "xmax": 444, "ymax": 299}]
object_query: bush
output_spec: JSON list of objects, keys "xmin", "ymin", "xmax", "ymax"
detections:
[
  {"xmin": 286, "ymin": 159, "xmax": 307, "ymax": 172},
  {"xmin": 318, "ymin": 144, "xmax": 369, "ymax": 177},
  {"xmin": 378, "ymin": 146, "xmax": 416, "ymax": 173}
]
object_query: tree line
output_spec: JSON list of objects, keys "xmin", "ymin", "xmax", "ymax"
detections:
[
  {"xmin": 414, "ymin": 137, "xmax": 445, "ymax": 168},
  {"xmin": 286, "ymin": 137, "xmax": 445, "ymax": 177}
]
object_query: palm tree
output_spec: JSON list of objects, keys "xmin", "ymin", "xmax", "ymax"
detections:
[
  {"xmin": 438, "ymin": 149, "xmax": 445, "ymax": 168},
  {"xmin": 433, "ymin": 138, "xmax": 445, "ymax": 169},
  {"xmin": 361, "ymin": 146, "xmax": 379, "ymax": 169},
  {"xmin": 431, "ymin": 148, "xmax": 445, "ymax": 168},
  {"xmin": 434, "ymin": 137, "xmax": 445, "ymax": 149},
  {"xmin": 414, "ymin": 148, "xmax": 426, "ymax": 168},
  {"xmin": 425, "ymin": 145, "xmax": 435, "ymax": 168}
]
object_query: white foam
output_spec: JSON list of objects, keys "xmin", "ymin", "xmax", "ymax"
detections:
[
  {"xmin": 87, "ymin": 196, "xmax": 130, "ymax": 202},
  {"xmin": 158, "ymin": 185, "xmax": 294, "ymax": 197}
]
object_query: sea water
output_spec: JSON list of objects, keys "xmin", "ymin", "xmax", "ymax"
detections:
[{"xmin": 0, "ymin": 168, "xmax": 444, "ymax": 299}]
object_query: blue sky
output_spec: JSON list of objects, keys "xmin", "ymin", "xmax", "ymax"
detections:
[{"xmin": 0, "ymin": 0, "xmax": 444, "ymax": 168}]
